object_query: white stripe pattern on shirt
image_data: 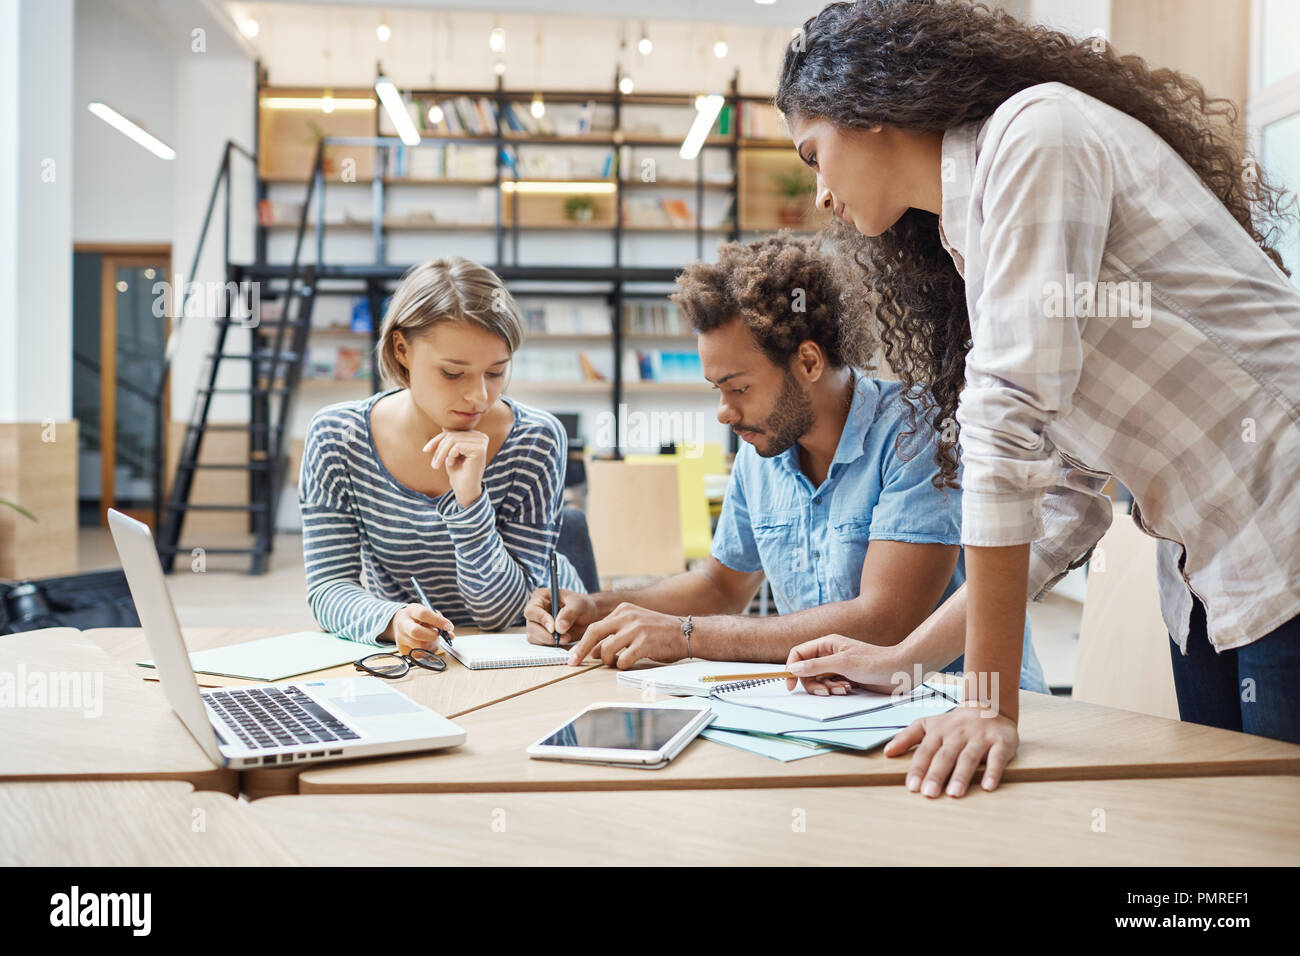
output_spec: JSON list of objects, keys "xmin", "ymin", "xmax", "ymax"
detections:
[{"xmin": 298, "ymin": 389, "xmax": 584, "ymax": 645}]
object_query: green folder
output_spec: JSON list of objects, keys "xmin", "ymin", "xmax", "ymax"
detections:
[{"xmin": 137, "ymin": 631, "xmax": 377, "ymax": 682}]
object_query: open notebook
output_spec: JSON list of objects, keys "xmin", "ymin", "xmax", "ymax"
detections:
[
  {"xmin": 706, "ymin": 675, "xmax": 942, "ymax": 722},
  {"xmin": 437, "ymin": 632, "xmax": 570, "ymax": 670}
]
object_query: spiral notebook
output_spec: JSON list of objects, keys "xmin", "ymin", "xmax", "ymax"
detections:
[
  {"xmin": 437, "ymin": 632, "xmax": 570, "ymax": 669},
  {"xmin": 706, "ymin": 675, "xmax": 936, "ymax": 722}
]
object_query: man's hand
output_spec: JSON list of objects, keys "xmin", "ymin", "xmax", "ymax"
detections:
[
  {"xmin": 568, "ymin": 603, "xmax": 688, "ymax": 669},
  {"xmin": 883, "ymin": 705, "xmax": 1019, "ymax": 797},
  {"xmin": 784, "ymin": 634, "xmax": 894, "ymax": 695},
  {"xmin": 523, "ymin": 587, "xmax": 597, "ymax": 647},
  {"xmin": 424, "ymin": 429, "xmax": 490, "ymax": 508}
]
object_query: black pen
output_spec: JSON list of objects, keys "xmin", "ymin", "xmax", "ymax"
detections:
[
  {"xmin": 409, "ymin": 576, "xmax": 452, "ymax": 645},
  {"xmin": 549, "ymin": 552, "xmax": 562, "ymax": 647}
]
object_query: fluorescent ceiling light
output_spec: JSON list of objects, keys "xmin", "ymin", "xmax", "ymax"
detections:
[
  {"xmin": 680, "ymin": 94, "xmax": 724, "ymax": 160},
  {"xmin": 500, "ymin": 181, "xmax": 615, "ymax": 194},
  {"xmin": 87, "ymin": 102, "xmax": 176, "ymax": 160},
  {"xmin": 374, "ymin": 77, "xmax": 420, "ymax": 146},
  {"xmin": 262, "ymin": 96, "xmax": 375, "ymax": 111}
]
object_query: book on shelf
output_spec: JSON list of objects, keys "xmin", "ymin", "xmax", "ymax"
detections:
[
  {"xmin": 511, "ymin": 350, "xmax": 584, "ymax": 383},
  {"xmin": 258, "ymin": 199, "xmax": 303, "ymax": 224},
  {"xmin": 631, "ymin": 349, "xmax": 703, "ymax": 383},
  {"xmin": 661, "ymin": 199, "xmax": 694, "ymax": 227},
  {"xmin": 415, "ymin": 95, "xmax": 500, "ymax": 136},
  {"xmin": 501, "ymin": 148, "xmax": 614, "ymax": 180},
  {"xmin": 601, "ymin": 346, "xmax": 706, "ymax": 383},
  {"xmin": 741, "ymin": 103, "xmax": 789, "ymax": 140},
  {"xmin": 501, "ymin": 98, "xmax": 613, "ymax": 137},
  {"xmin": 577, "ymin": 352, "xmax": 606, "ymax": 381},
  {"xmin": 617, "ymin": 145, "xmax": 733, "ymax": 185},
  {"xmin": 335, "ymin": 347, "xmax": 364, "ymax": 380},
  {"xmin": 623, "ymin": 301, "xmax": 690, "ymax": 336},
  {"xmin": 305, "ymin": 345, "xmax": 369, "ymax": 381},
  {"xmin": 622, "ymin": 195, "xmax": 671, "ymax": 227},
  {"xmin": 386, "ymin": 142, "xmax": 498, "ymax": 181},
  {"xmin": 622, "ymin": 196, "xmax": 734, "ymax": 230},
  {"xmin": 518, "ymin": 300, "xmax": 612, "ymax": 335}
]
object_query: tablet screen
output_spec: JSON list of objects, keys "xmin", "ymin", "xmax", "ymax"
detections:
[{"xmin": 538, "ymin": 706, "xmax": 700, "ymax": 752}]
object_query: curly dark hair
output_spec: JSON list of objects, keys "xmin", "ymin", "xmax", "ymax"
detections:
[
  {"xmin": 670, "ymin": 232, "xmax": 877, "ymax": 371},
  {"xmin": 776, "ymin": 0, "xmax": 1296, "ymax": 488}
]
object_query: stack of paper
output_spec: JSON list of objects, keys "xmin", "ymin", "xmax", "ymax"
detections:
[{"xmin": 632, "ymin": 661, "xmax": 961, "ymax": 762}]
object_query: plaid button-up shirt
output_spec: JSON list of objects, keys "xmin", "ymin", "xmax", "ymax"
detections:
[{"xmin": 940, "ymin": 81, "xmax": 1300, "ymax": 652}]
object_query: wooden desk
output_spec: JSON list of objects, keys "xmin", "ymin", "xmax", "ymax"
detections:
[
  {"xmin": 0, "ymin": 780, "xmax": 298, "ymax": 865},
  {"xmin": 299, "ymin": 663, "xmax": 1300, "ymax": 795},
  {"xmin": 0, "ymin": 629, "xmax": 237, "ymax": 793},
  {"xmin": 84, "ymin": 626, "xmax": 596, "ymax": 799},
  {"xmin": 252, "ymin": 775, "xmax": 1300, "ymax": 866}
]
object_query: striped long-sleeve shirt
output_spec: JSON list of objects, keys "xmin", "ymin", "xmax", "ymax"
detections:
[{"xmin": 298, "ymin": 388, "xmax": 586, "ymax": 644}]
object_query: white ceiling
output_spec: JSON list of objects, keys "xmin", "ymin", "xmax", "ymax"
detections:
[
  {"xmin": 239, "ymin": 0, "xmax": 830, "ymax": 27},
  {"xmin": 220, "ymin": 0, "xmax": 826, "ymax": 91}
]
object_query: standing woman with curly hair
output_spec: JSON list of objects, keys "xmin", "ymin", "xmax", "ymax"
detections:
[{"xmin": 776, "ymin": 0, "xmax": 1300, "ymax": 796}]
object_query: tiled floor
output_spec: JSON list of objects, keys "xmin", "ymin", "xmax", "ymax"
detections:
[{"xmin": 77, "ymin": 526, "xmax": 1084, "ymax": 690}]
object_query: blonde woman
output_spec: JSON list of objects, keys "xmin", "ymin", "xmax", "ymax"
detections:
[{"xmin": 298, "ymin": 257, "xmax": 585, "ymax": 651}]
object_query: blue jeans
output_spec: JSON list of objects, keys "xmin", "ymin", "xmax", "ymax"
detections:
[
  {"xmin": 943, "ymin": 617, "xmax": 1050, "ymax": 695},
  {"xmin": 1168, "ymin": 595, "xmax": 1300, "ymax": 745}
]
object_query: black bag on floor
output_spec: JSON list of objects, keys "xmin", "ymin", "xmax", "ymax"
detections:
[{"xmin": 0, "ymin": 569, "xmax": 140, "ymax": 634}]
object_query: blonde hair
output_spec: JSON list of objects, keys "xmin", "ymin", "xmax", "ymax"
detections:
[{"xmin": 375, "ymin": 257, "xmax": 524, "ymax": 389}]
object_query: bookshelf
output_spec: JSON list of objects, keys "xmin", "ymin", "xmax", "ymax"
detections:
[{"xmin": 252, "ymin": 68, "xmax": 821, "ymax": 454}]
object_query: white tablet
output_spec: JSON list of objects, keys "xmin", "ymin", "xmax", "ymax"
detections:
[{"xmin": 526, "ymin": 701, "xmax": 714, "ymax": 769}]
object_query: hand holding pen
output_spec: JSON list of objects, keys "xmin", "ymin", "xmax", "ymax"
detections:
[
  {"xmin": 409, "ymin": 576, "xmax": 453, "ymax": 647},
  {"xmin": 549, "ymin": 552, "xmax": 563, "ymax": 647}
]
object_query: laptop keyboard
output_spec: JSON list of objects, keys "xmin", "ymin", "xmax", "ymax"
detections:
[{"xmin": 203, "ymin": 685, "xmax": 361, "ymax": 751}]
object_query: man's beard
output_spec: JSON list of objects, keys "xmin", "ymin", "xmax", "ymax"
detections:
[{"xmin": 748, "ymin": 371, "xmax": 814, "ymax": 458}]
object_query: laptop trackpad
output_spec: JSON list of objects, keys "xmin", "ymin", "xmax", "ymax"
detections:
[{"xmin": 331, "ymin": 692, "xmax": 423, "ymax": 718}]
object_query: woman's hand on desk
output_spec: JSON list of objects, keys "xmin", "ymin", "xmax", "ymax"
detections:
[
  {"xmin": 424, "ymin": 429, "xmax": 489, "ymax": 508},
  {"xmin": 883, "ymin": 707, "xmax": 1019, "ymax": 798},
  {"xmin": 524, "ymin": 588, "xmax": 595, "ymax": 648},
  {"xmin": 387, "ymin": 604, "xmax": 455, "ymax": 655},
  {"xmin": 784, "ymin": 635, "xmax": 890, "ymax": 696}
]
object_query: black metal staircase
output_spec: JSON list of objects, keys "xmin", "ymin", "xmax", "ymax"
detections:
[{"xmin": 153, "ymin": 141, "xmax": 322, "ymax": 574}]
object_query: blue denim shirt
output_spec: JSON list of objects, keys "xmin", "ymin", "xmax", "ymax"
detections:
[{"xmin": 712, "ymin": 370, "xmax": 1048, "ymax": 693}]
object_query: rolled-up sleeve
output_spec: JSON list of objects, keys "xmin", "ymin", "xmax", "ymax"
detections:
[
  {"xmin": 956, "ymin": 96, "xmax": 1113, "ymax": 549},
  {"xmin": 1025, "ymin": 464, "xmax": 1114, "ymax": 601}
]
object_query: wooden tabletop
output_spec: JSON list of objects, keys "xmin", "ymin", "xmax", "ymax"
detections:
[
  {"xmin": 0, "ymin": 629, "xmax": 237, "ymax": 793},
  {"xmin": 251, "ymin": 775, "xmax": 1300, "ymax": 866},
  {"xmin": 83, "ymin": 626, "xmax": 596, "ymax": 799},
  {"xmin": 0, "ymin": 780, "xmax": 298, "ymax": 866},
  {"xmin": 298, "ymin": 663, "xmax": 1300, "ymax": 795}
]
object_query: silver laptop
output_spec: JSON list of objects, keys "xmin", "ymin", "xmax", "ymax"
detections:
[{"xmin": 107, "ymin": 508, "xmax": 466, "ymax": 770}]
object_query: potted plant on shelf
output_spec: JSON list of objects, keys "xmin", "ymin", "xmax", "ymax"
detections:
[
  {"xmin": 564, "ymin": 195, "xmax": 595, "ymax": 222},
  {"xmin": 774, "ymin": 166, "xmax": 814, "ymax": 226}
]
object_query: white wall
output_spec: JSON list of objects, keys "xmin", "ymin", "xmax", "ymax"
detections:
[
  {"xmin": 1029, "ymin": 0, "xmax": 1110, "ymax": 40},
  {"xmin": 1, "ymin": 0, "xmax": 75, "ymax": 424},
  {"xmin": 0, "ymin": 1, "xmax": 19, "ymax": 422},
  {"xmin": 72, "ymin": 0, "xmax": 176, "ymax": 243},
  {"xmin": 167, "ymin": 51, "xmax": 258, "ymax": 423}
]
